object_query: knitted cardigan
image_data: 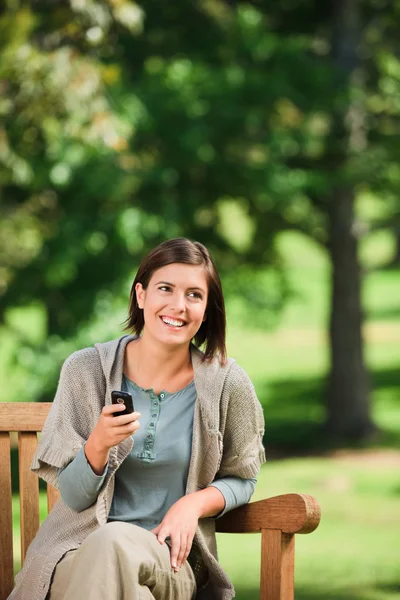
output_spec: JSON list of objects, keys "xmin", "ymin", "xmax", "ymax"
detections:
[{"xmin": 9, "ymin": 335, "xmax": 266, "ymax": 600}]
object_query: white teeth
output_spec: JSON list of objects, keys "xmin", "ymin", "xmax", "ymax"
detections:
[{"xmin": 162, "ymin": 317, "xmax": 185, "ymax": 327}]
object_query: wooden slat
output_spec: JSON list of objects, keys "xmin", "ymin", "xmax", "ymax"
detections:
[
  {"xmin": 0, "ymin": 401, "xmax": 322, "ymax": 600},
  {"xmin": 216, "ymin": 493, "xmax": 321, "ymax": 535},
  {"xmin": 47, "ymin": 484, "xmax": 61, "ymax": 513},
  {"xmin": 0, "ymin": 403, "xmax": 52, "ymax": 432},
  {"xmin": 0, "ymin": 432, "xmax": 14, "ymax": 599},
  {"xmin": 260, "ymin": 530, "xmax": 295, "ymax": 600},
  {"xmin": 18, "ymin": 432, "xmax": 40, "ymax": 564}
]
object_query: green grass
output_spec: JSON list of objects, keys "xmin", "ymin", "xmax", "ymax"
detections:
[
  {"xmin": 225, "ymin": 231, "xmax": 400, "ymax": 451},
  {"xmin": 11, "ymin": 456, "xmax": 400, "ymax": 599},
  {"xmin": 6, "ymin": 230, "xmax": 400, "ymax": 598},
  {"xmin": 217, "ymin": 456, "xmax": 400, "ymax": 600},
  {"xmin": 219, "ymin": 231, "xmax": 400, "ymax": 599},
  {"xmin": 12, "ymin": 492, "xmax": 49, "ymax": 575}
]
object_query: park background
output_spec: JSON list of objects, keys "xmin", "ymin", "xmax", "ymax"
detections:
[{"xmin": 0, "ymin": 1, "xmax": 399, "ymax": 598}]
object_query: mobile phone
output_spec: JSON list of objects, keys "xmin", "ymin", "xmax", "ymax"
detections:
[{"xmin": 111, "ymin": 390, "xmax": 134, "ymax": 416}]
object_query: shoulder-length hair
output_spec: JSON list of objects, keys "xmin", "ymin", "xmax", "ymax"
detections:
[{"xmin": 125, "ymin": 238, "xmax": 226, "ymax": 364}]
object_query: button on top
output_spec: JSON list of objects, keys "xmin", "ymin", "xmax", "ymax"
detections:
[{"xmin": 160, "ymin": 393, "xmax": 165, "ymax": 399}]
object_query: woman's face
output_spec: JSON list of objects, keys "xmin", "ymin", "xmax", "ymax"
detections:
[{"xmin": 135, "ymin": 263, "xmax": 208, "ymax": 348}]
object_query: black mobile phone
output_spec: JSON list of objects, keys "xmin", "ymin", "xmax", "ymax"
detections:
[{"xmin": 111, "ymin": 390, "xmax": 134, "ymax": 416}]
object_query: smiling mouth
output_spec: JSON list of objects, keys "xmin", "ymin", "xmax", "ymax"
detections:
[{"xmin": 160, "ymin": 316, "xmax": 187, "ymax": 328}]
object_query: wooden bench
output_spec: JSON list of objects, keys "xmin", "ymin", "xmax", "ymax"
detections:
[{"xmin": 0, "ymin": 402, "xmax": 321, "ymax": 600}]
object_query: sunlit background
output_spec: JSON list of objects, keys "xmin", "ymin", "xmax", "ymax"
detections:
[{"xmin": 1, "ymin": 1, "xmax": 399, "ymax": 599}]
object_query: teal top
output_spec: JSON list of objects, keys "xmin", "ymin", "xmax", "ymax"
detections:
[{"xmin": 58, "ymin": 376, "xmax": 257, "ymax": 528}]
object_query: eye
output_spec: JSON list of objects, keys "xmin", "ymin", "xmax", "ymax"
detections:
[
  {"xmin": 158, "ymin": 285, "xmax": 172, "ymax": 292},
  {"xmin": 188, "ymin": 291, "xmax": 203, "ymax": 300}
]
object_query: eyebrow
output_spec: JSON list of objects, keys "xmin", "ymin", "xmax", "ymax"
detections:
[{"xmin": 155, "ymin": 280, "xmax": 207, "ymax": 293}]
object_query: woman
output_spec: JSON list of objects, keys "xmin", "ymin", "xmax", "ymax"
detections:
[{"xmin": 9, "ymin": 238, "xmax": 266, "ymax": 600}]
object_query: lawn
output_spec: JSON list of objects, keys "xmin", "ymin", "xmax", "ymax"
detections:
[
  {"xmin": 7, "ymin": 230, "xmax": 400, "ymax": 597},
  {"xmin": 217, "ymin": 454, "xmax": 400, "ymax": 600},
  {"xmin": 219, "ymin": 232, "xmax": 400, "ymax": 599},
  {"xmin": 226, "ymin": 232, "xmax": 400, "ymax": 451},
  {"xmin": 11, "ymin": 452, "xmax": 400, "ymax": 600}
]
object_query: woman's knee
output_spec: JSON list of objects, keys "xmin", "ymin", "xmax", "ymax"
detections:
[
  {"xmin": 81, "ymin": 521, "xmax": 129, "ymax": 551},
  {"xmin": 81, "ymin": 521, "xmax": 154, "ymax": 553}
]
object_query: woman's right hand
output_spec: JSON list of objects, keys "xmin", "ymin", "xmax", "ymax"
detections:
[
  {"xmin": 91, "ymin": 404, "xmax": 141, "ymax": 452},
  {"xmin": 85, "ymin": 405, "xmax": 141, "ymax": 474}
]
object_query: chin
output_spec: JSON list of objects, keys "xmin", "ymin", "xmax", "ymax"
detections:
[{"xmin": 160, "ymin": 332, "xmax": 192, "ymax": 347}]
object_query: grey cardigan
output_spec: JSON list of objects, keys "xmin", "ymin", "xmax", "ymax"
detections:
[{"xmin": 9, "ymin": 335, "xmax": 266, "ymax": 600}]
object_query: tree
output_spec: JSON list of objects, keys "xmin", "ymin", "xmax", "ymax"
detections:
[
  {"xmin": 325, "ymin": 0, "xmax": 373, "ymax": 437},
  {"xmin": 1, "ymin": 0, "xmax": 399, "ymax": 440},
  {"xmin": 112, "ymin": 0, "xmax": 379, "ymax": 439}
]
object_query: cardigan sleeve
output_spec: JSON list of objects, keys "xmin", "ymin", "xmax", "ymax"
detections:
[
  {"xmin": 30, "ymin": 347, "xmax": 106, "ymax": 488},
  {"xmin": 217, "ymin": 363, "xmax": 266, "ymax": 480}
]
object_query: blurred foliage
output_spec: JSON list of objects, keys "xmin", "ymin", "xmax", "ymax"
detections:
[{"xmin": 0, "ymin": 0, "xmax": 399, "ymax": 404}]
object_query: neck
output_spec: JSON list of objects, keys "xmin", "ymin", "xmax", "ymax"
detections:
[{"xmin": 125, "ymin": 331, "xmax": 192, "ymax": 390}]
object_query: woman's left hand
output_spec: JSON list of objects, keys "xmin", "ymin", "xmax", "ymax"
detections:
[{"xmin": 151, "ymin": 495, "xmax": 200, "ymax": 572}]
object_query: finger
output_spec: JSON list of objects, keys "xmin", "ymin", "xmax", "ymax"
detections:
[
  {"xmin": 111, "ymin": 430, "xmax": 138, "ymax": 445},
  {"xmin": 102, "ymin": 404, "xmax": 126, "ymax": 416},
  {"xmin": 182, "ymin": 537, "xmax": 193, "ymax": 566},
  {"xmin": 178, "ymin": 534, "xmax": 193, "ymax": 567},
  {"xmin": 110, "ymin": 412, "xmax": 141, "ymax": 426},
  {"xmin": 109, "ymin": 422, "xmax": 141, "ymax": 444},
  {"xmin": 111, "ymin": 426, "xmax": 141, "ymax": 445},
  {"xmin": 151, "ymin": 524, "xmax": 161, "ymax": 535},
  {"xmin": 113, "ymin": 421, "xmax": 140, "ymax": 437},
  {"xmin": 177, "ymin": 538, "xmax": 186, "ymax": 569},
  {"xmin": 170, "ymin": 532, "xmax": 181, "ymax": 570}
]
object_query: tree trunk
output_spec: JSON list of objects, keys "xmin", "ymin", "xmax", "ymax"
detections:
[
  {"xmin": 326, "ymin": 190, "xmax": 374, "ymax": 438},
  {"xmin": 389, "ymin": 224, "xmax": 400, "ymax": 266},
  {"xmin": 325, "ymin": 0, "xmax": 375, "ymax": 439}
]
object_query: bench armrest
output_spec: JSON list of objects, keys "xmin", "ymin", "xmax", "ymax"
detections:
[{"xmin": 215, "ymin": 493, "xmax": 321, "ymax": 534}]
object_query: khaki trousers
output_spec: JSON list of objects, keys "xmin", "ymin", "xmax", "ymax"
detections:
[{"xmin": 48, "ymin": 522, "xmax": 197, "ymax": 600}]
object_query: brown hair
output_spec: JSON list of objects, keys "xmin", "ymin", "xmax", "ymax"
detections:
[{"xmin": 125, "ymin": 238, "xmax": 226, "ymax": 363}]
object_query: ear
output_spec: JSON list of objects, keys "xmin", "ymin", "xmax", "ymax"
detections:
[{"xmin": 135, "ymin": 283, "xmax": 145, "ymax": 309}]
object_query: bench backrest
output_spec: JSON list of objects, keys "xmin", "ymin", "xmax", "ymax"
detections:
[
  {"xmin": 0, "ymin": 402, "xmax": 321, "ymax": 600},
  {"xmin": 0, "ymin": 403, "xmax": 60, "ymax": 599}
]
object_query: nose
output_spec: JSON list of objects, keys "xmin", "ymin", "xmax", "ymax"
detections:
[{"xmin": 170, "ymin": 291, "xmax": 186, "ymax": 313}]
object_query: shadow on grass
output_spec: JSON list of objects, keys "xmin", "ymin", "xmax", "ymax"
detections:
[
  {"xmin": 257, "ymin": 365, "xmax": 400, "ymax": 456},
  {"xmin": 368, "ymin": 306, "xmax": 400, "ymax": 321},
  {"xmin": 8, "ymin": 367, "xmax": 400, "ymax": 492},
  {"xmin": 377, "ymin": 582, "xmax": 400, "ymax": 594},
  {"xmin": 234, "ymin": 582, "xmax": 400, "ymax": 600}
]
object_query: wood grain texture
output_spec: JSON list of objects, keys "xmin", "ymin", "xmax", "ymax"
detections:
[
  {"xmin": 47, "ymin": 484, "xmax": 60, "ymax": 513},
  {"xmin": 280, "ymin": 533, "xmax": 295, "ymax": 599},
  {"xmin": 216, "ymin": 493, "xmax": 321, "ymax": 534},
  {"xmin": 260, "ymin": 530, "xmax": 295, "ymax": 600},
  {"xmin": 0, "ymin": 432, "xmax": 14, "ymax": 600},
  {"xmin": 0, "ymin": 403, "xmax": 51, "ymax": 432},
  {"xmin": 18, "ymin": 432, "xmax": 40, "ymax": 564},
  {"xmin": 0, "ymin": 402, "xmax": 322, "ymax": 600}
]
